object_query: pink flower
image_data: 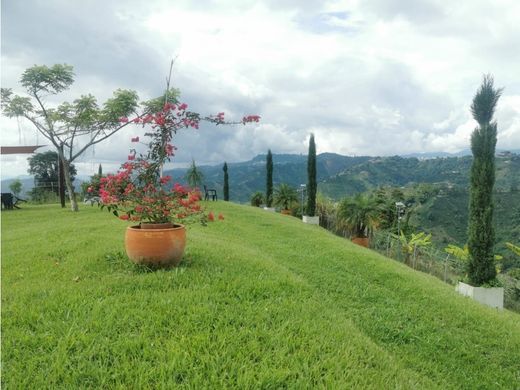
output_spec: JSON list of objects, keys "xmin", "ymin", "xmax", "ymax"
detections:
[
  {"xmin": 242, "ymin": 115, "xmax": 261, "ymax": 123},
  {"xmin": 87, "ymin": 186, "xmax": 93, "ymax": 193},
  {"xmin": 119, "ymin": 117, "xmax": 129, "ymax": 123},
  {"xmin": 178, "ymin": 103, "xmax": 188, "ymax": 110},
  {"xmin": 128, "ymin": 154, "xmax": 135, "ymax": 161},
  {"xmin": 160, "ymin": 175, "xmax": 172, "ymax": 185},
  {"xmin": 165, "ymin": 144, "xmax": 176, "ymax": 156}
]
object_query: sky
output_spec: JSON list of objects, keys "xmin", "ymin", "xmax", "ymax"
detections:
[{"xmin": 1, "ymin": 0, "xmax": 520, "ymax": 178}]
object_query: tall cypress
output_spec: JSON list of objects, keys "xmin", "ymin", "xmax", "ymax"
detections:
[
  {"xmin": 98, "ymin": 164, "xmax": 103, "ymax": 176},
  {"xmin": 266, "ymin": 150, "xmax": 273, "ymax": 207},
  {"xmin": 467, "ymin": 75, "xmax": 502, "ymax": 286},
  {"xmin": 223, "ymin": 162, "xmax": 229, "ymax": 201},
  {"xmin": 306, "ymin": 134, "xmax": 317, "ymax": 216}
]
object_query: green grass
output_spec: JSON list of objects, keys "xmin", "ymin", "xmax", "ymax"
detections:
[{"xmin": 2, "ymin": 202, "xmax": 520, "ymax": 388}]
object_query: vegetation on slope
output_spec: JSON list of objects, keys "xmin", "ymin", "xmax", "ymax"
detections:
[{"xmin": 2, "ymin": 203, "xmax": 519, "ymax": 388}]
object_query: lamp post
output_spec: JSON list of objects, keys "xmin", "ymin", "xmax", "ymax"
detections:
[
  {"xmin": 395, "ymin": 201, "xmax": 405, "ymax": 236},
  {"xmin": 300, "ymin": 184, "xmax": 306, "ymax": 217}
]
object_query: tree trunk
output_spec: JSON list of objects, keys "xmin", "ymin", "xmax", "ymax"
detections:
[
  {"xmin": 58, "ymin": 157, "xmax": 66, "ymax": 208},
  {"xmin": 57, "ymin": 148, "xmax": 79, "ymax": 211}
]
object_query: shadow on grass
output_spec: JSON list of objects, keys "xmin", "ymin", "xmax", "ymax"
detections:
[{"xmin": 103, "ymin": 251, "xmax": 195, "ymax": 274}]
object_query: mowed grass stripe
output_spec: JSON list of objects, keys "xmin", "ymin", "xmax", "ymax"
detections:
[{"xmin": 2, "ymin": 202, "xmax": 519, "ymax": 388}]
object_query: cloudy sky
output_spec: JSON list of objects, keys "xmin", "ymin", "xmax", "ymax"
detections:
[{"xmin": 1, "ymin": 0, "xmax": 519, "ymax": 178}]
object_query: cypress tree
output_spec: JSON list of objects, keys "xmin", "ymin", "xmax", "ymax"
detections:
[
  {"xmin": 98, "ymin": 164, "xmax": 103, "ymax": 176},
  {"xmin": 223, "ymin": 162, "xmax": 229, "ymax": 201},
  {"xmin": 266, "ymin": 150, "xmax": 273, "ymax": 207},
  {"xmin": 467, "ymin": 75, "xmax": 502, "ymax": 286},
  {"xmin": 306, "ymin": 134, "xmax": 317, "ymax": 216}
]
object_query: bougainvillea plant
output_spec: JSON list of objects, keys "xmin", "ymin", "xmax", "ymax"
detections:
[{"xmin": 100, "ymin": 101, "xmax": 260, "ymax": 225}]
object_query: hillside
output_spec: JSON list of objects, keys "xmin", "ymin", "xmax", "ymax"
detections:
[
  {"xmin": 2, "ymin": 203, "xmax": 520, "ymax": 388},
  {"xmin": 162, "ymin": 152, "xmax": 520, "ymax": 203},
  {"xmin": 409, "ymin": 187, "xmax": 520, "ymax": 249},
  {"xmin": 320, "ymin": 154, "xmax": 520, "ymax": 199},
  {"xmin": 164, "ymin": 153, "xmax": 371, "ymax": 202}
]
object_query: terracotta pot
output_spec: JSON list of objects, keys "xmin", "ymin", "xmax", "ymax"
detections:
[
  {"xmin": 352, "ymin": 237, "xmax": 369, "ymax": 248},
  {"xmin": 125, "ymin": 223, "xmax": 186, "ymax": 267},
  {"xmin": 280, "ymin": 209, "xmax": 292, "ymax": 215}
]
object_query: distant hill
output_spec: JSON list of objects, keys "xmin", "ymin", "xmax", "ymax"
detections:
[
  {"xmin": 164, "ymin": 153, "xmax": 372, "ymax": 203},
  {"xmin": 1, "ymin": 176, "xmax": 86, "ymax": 197},
  {"xmin": 164, "ymin": 152, "xmax": 520, "ymax": 203}
]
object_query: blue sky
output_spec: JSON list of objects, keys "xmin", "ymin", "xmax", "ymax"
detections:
[{"xmin": 1, "ymin": 0, "xmax": 519, "ymax": 178}]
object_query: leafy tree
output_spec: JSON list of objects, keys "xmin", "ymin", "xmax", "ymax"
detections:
[
  {"xmin": 395, "ymin": 231, "xmax": 432, "ymax": 265},
  {"xmin": 223, "ymin": 162, "xmax": 229, "ymax": 201},
  {"xmin": 266, "ymin": 149, "xmax": 273, "ymax": 207},
  {"xmin": 81, "ymin": 171, "xmax": 104, "ymax": 198},
  {"xmin": 250, "ymin": 191, "xmax": 264, "ymax": 207},
  {"xmin": 9, "ymin": 179, "xmax": 23, "ymax": 197},
  {"xmin": 467, "ymin": 75, "xmax": 502, "ymax": 286},
  {"xmin": 1, "ymin": 64, "xmax": 143, "ymax": 211},
  {"xmin": 306, "ymin": 134, "xmax": 317, "ymax": 216},
  {"xmin": 274, "ymin": 183, "xmax": 298, "ymax": 210},
  {"xmin": 445, "ymin": 243, "xmax": 503, "ymax": 277},
  {"xmin": 185, "ymin": 159, "xmax": 204, "ymax": 189},
  {"xmin": 337, "ymin": 194, "xmax": 379, "ymax": 238},
  {"xmin": 506, "ymin": 242, "xmax": 520, "ymax": 257},
  {"xmin": 27, "ymin": 151, "xmax": 76, "ymax": 195}
]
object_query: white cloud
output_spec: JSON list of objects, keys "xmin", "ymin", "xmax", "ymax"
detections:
[{"xmin": 1, "ymin": 0, "xmax": 519, "ymax": 179}]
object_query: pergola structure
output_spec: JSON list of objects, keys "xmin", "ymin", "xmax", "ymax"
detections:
[{"xmin": 0, "ymin": 145, "xmax": 44, "ymax": 154}]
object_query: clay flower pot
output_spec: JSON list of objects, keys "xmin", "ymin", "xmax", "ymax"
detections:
[
  {"xmin": 125, "ymin": 223, "xmax": 186, "ymax": 267},
  {"xmin": 352, "ymin": 237, "xmax": 369, "ymax": 248}
]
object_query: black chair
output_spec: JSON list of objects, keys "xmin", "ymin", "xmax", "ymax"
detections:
[
  {"xmin": 13, "ymin": 195, "xmax": 27, "ymax": 209},
  {"xmin": 2, "ymin": 193, "xmax": 27, "ymax": 209},
  {"xmin": 203, "ymin": 185, "xmax": 217, "ymax": 201},
  {"xmin": 1, "ymin": 193, "xmax": 14, "ymax": 210}
]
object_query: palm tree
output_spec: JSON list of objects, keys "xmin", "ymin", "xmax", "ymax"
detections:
[
  {"xmin": 337, "ymin": 194, "xmax": 379, "ymax": 238},
  {"xmin": 250, "ymin": 191, "xmax": 264, "ymax": 207},
  {"xmin": 274, "ymin": 183, "xmax": 298, "ymax": 211},
  {"xmin": 185, "ymin": 159, "xmax": 204, "ymax": 189}
]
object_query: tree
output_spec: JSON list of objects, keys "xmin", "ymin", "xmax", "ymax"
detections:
[
  {"xmin": 396, "ymin": 231, "xmax": 432, "ymax": 266},
  {"xmin": 1, "ymin": 64, "xmax": 144, "ymax": 211},
  {"xmin": 9, "ymin": 179, "xmax": 23, "ymax": 197},
  {"xmin": 185, "ymin": 159, "xmax": 204, "ymax": 189},
  {"xmin": 266, "ymin": 149, "xmax": 273, "ymax": 207},
  {"xmin": 306, "ymin": 134, "xmax": 317, "ymax": 216},
  {"xmin": 27, "ymin": 151, "xmax": 76, "ymax": 195},
  {"xmin": 274, "ymin": 183, "xmax": 298, "ymax": 210},
  {"xmin": 223, "ymin": 162, "xmax": 229, "ymax": 201},
  {"xmin": 337, "ymin": 194, "xmax": 379, "ymax": 238},
  {"xmin": 467, "ymin": 75, "xmax": 502, "ymax": 286},
  {"xmin": 250, "ymin": 191, "xmax": 264, "ymax": 207}
]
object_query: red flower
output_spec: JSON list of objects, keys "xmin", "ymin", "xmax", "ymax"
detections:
[
  {"xmin": 119, "ymin": 117, "xmax": 129, "ymax": 123},
  {"xmin": 119, "ymin": 215, "xmax": 129, "ymax": 220},
  {"xmin": 87, "ymin": 186, "xmax": 93, "ymax": 193},
  {"xmin": 160, "ymin": 175, "xmax": 172, "ymax": 185},
  {"xmin": 165, "ymin": 144, "xmax": 176, "ymax": 156},
  {"xmin": 128, "ymin": 154, "xmax": 135, "ymax": 161},
  {"xmin": 208, "ymin": 211, "xmax": 215, "ymax": 222},
  {"xmin": 218, "ymin": 213, "xmax": 224, "ymax": 220}
]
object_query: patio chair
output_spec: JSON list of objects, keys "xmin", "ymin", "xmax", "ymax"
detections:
[{"xmin": 203, "ymin": 185, "xmax": 218, "ymax": 201}]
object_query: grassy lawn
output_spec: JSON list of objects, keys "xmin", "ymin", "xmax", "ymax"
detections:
[{"xmin": 2, "ymin": 202, "xmax": 520, "ymax": 388}]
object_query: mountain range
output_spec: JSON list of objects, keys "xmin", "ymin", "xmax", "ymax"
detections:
[{"xmin": 163, "ymin": 151, "xmax": 520, "ymax": 203}]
